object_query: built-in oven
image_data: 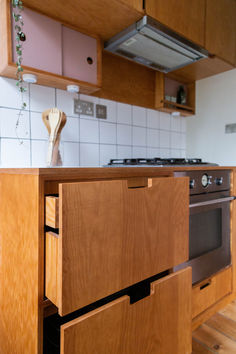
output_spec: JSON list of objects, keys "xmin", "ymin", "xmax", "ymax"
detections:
[{"xmin": 174, "ymin": 170, "xmax": 234, "ymax": 284}]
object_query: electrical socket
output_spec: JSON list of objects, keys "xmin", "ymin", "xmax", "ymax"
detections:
[
  {"xmin": 96, "ymin": 104, "xmax": 107, "ymax": 119},
  {"xmin": 74, "ymin": 99, "xmax": 94, "ymax": 116}
]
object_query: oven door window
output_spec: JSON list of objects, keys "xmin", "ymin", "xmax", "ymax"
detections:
[{"xmin": 189, "ymin": 207, "xmax": 222, "ymax": 260}]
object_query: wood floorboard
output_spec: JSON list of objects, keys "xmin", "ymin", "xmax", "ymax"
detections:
[{"xmin": 192, "ymin": 300, "xmax": 236, "ymax": 354}]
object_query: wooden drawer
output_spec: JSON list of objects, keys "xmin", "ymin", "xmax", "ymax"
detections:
[
  {"xmin": 192, "ymin": 266, "xmax": 232, "ymax": 319},
  {"xmin": 45, "ymin": 177, "xmax": 189, "ymax": 315},
  {"xmin": 60, "ymin": 268, "xmax": 192, "ymax": 354}
]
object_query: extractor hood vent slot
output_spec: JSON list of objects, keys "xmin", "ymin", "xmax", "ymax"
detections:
[{"xmin": 104, "ymin": 16, "xmax": 209, "ymax": 73}]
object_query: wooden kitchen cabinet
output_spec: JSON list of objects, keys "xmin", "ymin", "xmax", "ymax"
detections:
[
  {"xmin": 60, "ymin": 268, "xmax": 192, "ymax": 354},
  {"xmin": 205, "ymin": 0, "xmax": 236, "ymax": 66},
  {"xmin": 0, "ymin": 0, "xmax": 102, "ymax": 94},
  {"xmin": 192, "ymin": 266, "xmax": 232, "ymax": 319},
  {"xmin": 45, "ymin": 176, "xmax": 189, "ymax": 316},
  {"xmin": 145, "ymin": 0, "xmax": 206, "ymax": 46}
]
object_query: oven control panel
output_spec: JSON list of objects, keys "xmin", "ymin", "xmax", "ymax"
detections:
[{"xmin": 174, "ymin": 170, "xmax": 231, "ymax": 195}]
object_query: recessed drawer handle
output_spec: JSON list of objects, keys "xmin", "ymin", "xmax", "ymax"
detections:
[
  {"xmin": 200, "ymin": 281, "xmax": 212, "ymax": 290},
  {"xmin": 127, "ymin": 178, "xmax": 152, "ymax": 189},
  {"xmin": 45, "ymin": 196, "xmax": 59, "ymax": 228}
]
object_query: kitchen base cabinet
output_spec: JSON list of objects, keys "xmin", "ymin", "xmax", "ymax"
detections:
[
  {"xmin": 192, "ymin": 266, "xmax": 232, "ymax": 319},
  {"xmin": 45, "ymin": 177, "xmax": 189, "ymax": 316},
  {"xmin": 44, "ymin": 268, "xmax": 192, "ymax": 354}
]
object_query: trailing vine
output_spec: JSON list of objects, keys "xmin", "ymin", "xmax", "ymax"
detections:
[{"xmin": 12, "ymin": 0, "xmax": 27, "ymax": 143}]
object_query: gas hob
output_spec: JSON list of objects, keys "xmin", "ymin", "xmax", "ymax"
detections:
[{"xmin": 106, "ymin": 158, "xmax": 218, "ymax": 167}]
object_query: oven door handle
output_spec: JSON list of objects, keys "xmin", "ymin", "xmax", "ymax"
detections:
[{"xmin": 190, "ymin": 196, "xmax": 236, "ymax": 208}]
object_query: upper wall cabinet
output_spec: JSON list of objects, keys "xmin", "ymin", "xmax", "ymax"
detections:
[
  {"xmin": 0, "ymin": 0, "xmax": 102, "ymax": 93},
  {"xmin": 23, "ymin": 0, "xmax": 144, "ymax": 41},
  {"xmin": 145, "ymin": 0, "xmax": 206, "ymax": 47},
  {"xmin": 205, "ymin": 0, "xmax": 236, "ymax": 66}
]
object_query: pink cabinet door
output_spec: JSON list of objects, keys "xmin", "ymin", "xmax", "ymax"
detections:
[
  {"xmin": 62, "ymin": 26, "xmax": 97, "ymax": 84},
  {"xmin": 12, "ymin": 8, "xmax": 62, "ymax": 75}
]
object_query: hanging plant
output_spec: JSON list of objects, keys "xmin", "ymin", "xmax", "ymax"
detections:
[{"xmin": 12, "ymin": 0, "xmax": 27, "ymax": 143}]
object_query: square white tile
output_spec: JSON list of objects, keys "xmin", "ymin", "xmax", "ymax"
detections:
[
  {"xmin": 31, "ymin": 140, "xmax": 48, "ymax": 167},
  {"xmin": 30, "ymin": 84, "xmax": 55, "ymax": 112},
  {"xmin": 99, "ymin": 144, "xmax": 116, "ymax": 165},
  {"xmin": 99, "ymin": 98, "xmax": 117, "ymax": 123},
  {"xmin": 117, "ymin": 145, "xmax": 132, "ymax": 159},
  {"xmin": 100, "ymin": 122, "xmax": 116, "ymax": 144},
  {"xmin": 1, "ymin": 138, "xmax": 30, "ymax": 167},
  {"xmin": 132, "ymin": 106, "xmax": 146, "ymax": 127},
  {"xmin": 171, "ymin": 116, "xmax": 181, "ymax": 132},
  {"xmin": 147, "ymin": 109, "xmax": 159, "ymax": 129},
  {"xmin": 117, "ymin": 103, "xmax": 132, "ymax": 125},
  {"xmin": 0, "ymin": 108, "xmax": 30, "ymax": 139},
  {"xmin": 160, "ymin": 130, "xmax": 170, "ymax": 148},
  {"xmin": 147, "ymin": 129, "xmax": 159, "ymax": 148},
  {"xmin": 159, "ymin": 112, "xmax": 171, "ymax": 131},
  {"xmin": 62, "ymin": 142, "xmax": 79, "ymax": 166},
  {"xmin": 181, "ymin": 133, "xmax": 186, "ymax": 150},
  {"xmin": 80, "ymin": 143, "xmax": 99, "ymax": 166},
  {"xmin": 117, "ymin": 124, "xmax": 132, "ymax": 145},
  {"xmin": 181, "ymin": 118, "xmax": 187, "ymax": 133},
  {"xmin": 147, "ymin": 147, "xmax": 160, "ymax": 158},
  {"xmin": 0, "ymin": 77, "xmax": 29, "ymax": 109},
  {"xmin": 61, "ymin": 116, "xmax": 79, "ymax": 142},
  {"xmin": 133, "ymin": 126, "xmax": 146, "ymax": 146},
  {"xmin": 171, "ymin": 132, "xmax": 182, "ymax": 149},
  {"xmin": 160, "ymin": 148, "xmax": 170, "ymax": 158},
  {"xmin": 56, "ymin": 89, "xmax": 78, "ymax": 117},
  {"xmin": 30, "ymin": 112, "xmax": 48, "ymax": 140},
  {"xmin": 80, "ymin": 119, "xmax": 99, "ymax": 143},
  {"xmin": 132, "ymin": 146, "xmax": 146, "ymax": 158},
  {"xmin": 171, "ymin": 149, "xmax": 181, "ymax": 158}
]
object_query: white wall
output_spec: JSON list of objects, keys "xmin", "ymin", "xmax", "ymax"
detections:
[
  {"xmin": 186, "ymin": 68, "xmax": 236, "ymax": 165},
  {"xmin": 0, "ymin": 77, "xmax": 186, "ymax": 167}
]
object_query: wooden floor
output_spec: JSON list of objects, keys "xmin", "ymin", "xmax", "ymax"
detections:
[{"xmin": 192, "ymin": 300, "xmax": 236, "ymax": 353}]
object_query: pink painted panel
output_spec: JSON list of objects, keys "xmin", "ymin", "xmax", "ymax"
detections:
[
  {"xmin": 12, "ymin": 8, "xmax": 62, "ymax": 75},
  {"xmin": 165, "ymin": 78, "xmax": 187, "ymax": 98},
  {"xmin": 62, "ymin": 26, "xmax": 97, "ymax": 84}
]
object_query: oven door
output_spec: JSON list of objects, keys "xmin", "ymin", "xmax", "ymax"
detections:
[{"xmin": 175, "ymin": 192, "xmax": 234, "ymax": 284}]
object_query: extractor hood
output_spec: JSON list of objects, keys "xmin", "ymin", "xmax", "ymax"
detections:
[{"xmin": 104, "ymin": 16, "xmax": 209, "ymax": 73}]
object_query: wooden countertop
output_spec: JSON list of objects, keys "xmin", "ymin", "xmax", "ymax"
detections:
[{"xmin": 0, "ymin": 166, "xmax": 234, "ymax": 180}]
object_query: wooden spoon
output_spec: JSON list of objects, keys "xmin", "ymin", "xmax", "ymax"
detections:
[{"xmin": 42, "ymin": 108, "xmax": 67, "ymax": 166}]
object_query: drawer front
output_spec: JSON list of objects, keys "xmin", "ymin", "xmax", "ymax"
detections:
[
  {"xmin": 60, "ymin": 268, "xmax": 192, "ymax": 354},
  {"xmin": 46, "ymin": 177, "xmax": 189, "ymax": 315},
  {"xmin": 192, "ymin": 266, "xmax": 232, "ymax": 319}
]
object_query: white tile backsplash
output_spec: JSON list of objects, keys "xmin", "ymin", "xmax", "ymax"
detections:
[
  {"xmin": 80, "ymin": 143, "xmax": 99, "ymax": 166},
  {"xmin": 0, "ymin": 78, "xmax": 186, "ymax": 167},
  {"xmin": 80, "ymin": 118, "xmax": 99, "ymax": 143},
  {"xmin": 0, "ymin": 77, "xmax": 29, "ymax": 109},
  {"xmin": 1, "ymin": 138, "xmax": 30, "ymax": 167},
  {"xmin": 30, "ymin": 112, "xmax": 48, "ymax": 140},
  {"xmin": 132, "ymin": 106, "xmax": 146, "ymax": 127},
  {"xmin": 147, "ymin": 109, "xmax": 159, "ymax": 129},
  {"xmin": 1, "ymin": 108, "xmax": 30, "ymax": 139},
  {"xmin": 133, "ymin": 126, "xmax": 146, "ymax": 146},
  {"xmin": 117, "ymin": 124, "xmax": 132, "ymax": 145},
  {"xmin": 117, "ymin": 103, "xmax": 132, "ymax": 125},
  {"xmin": 30, "ymin": 84, "xmax": 55, "ymax": 112},
  {"xmin": 100, "ymin": 144, "xmax": 117, "ymax": 165},
  {"xmin": 61, "ymin": 116, "xmax": 79, "ymax": 142},
  {"xmin": 100, "ymin": 122, "xmax": 116, "ymax": 144},
  {"xmin": 147, "ymin": 129, "xmax": 159, "ymax": 148}
]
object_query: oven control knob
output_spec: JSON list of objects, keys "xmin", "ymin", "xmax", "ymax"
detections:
[
  {"xmin": 215, "ymin": 177, "xmax": 223, "ymax": 185},
  {"xmin": 208, "ymin": 176, "xmax": 213, "ymax": 185},
  {"xmin": 189, "ymin": 179, "xmax": 195, "ymax": 189}
]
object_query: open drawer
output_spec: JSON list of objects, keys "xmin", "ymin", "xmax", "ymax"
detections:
[
  {"xmin": 45, "ymin": 268, "xmax": 192, "ymax": 354},
  {"xmin": 45, "ymin": 177, "xmax": 189, "ymax": 315}
]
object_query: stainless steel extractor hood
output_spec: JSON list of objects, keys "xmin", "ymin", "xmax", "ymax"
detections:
[{"xmin": 104, "ymin": 16, "xmax": 209, "ymax": 73}]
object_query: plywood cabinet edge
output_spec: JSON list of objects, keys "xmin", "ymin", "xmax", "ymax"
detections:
[{"xmin": 45, "ymin": 231, "xmax": 59, "ymax": 308}]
